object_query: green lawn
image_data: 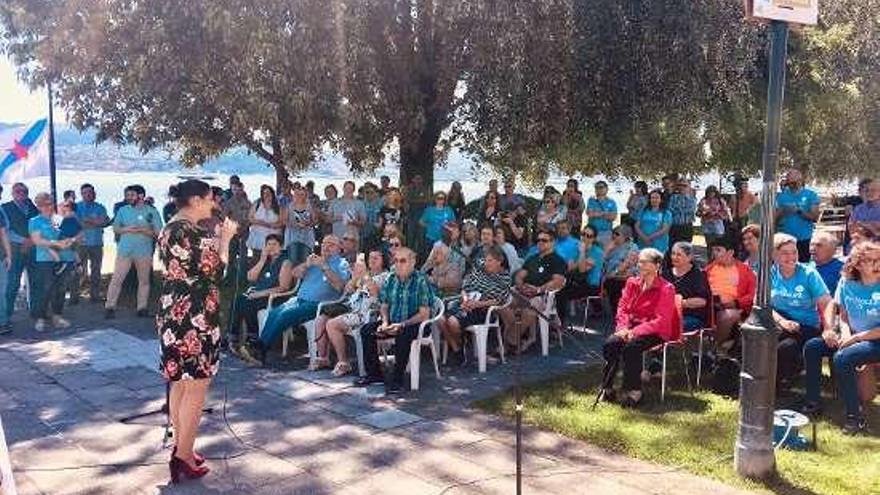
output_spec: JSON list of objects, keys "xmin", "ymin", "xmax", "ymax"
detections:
[{"xmin": 475, "ymin": 367, "xmax": 880, "ymax": 495}]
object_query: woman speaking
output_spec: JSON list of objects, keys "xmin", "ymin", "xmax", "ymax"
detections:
[{"xmin": 156, "ymin": 180, "xmax": 236, "ymax": 483}]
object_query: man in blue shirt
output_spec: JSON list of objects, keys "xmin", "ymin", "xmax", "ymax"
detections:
[
  {"xmin": 76, "ymin": 183, "xmax": 110, "ymax": 303},
  {"xmin": 553, "ymin": 220, "xmax": 580, "ymax": 267},
  {"xmin": 775, "ymin": 169, "xmax": 821, "ymax": 262},
  {"xmin": 0, "ymin": 185, "xmax": 14, "ymax": 334},
  {"xmin": 667, "ymin": 179, "xmax": 697, "ymax": 246},
  {"xmin": 105, "ymin": 185, "xmax": 163, "ymax": 319},
  {"xmin": 586, "ymin": 181, "xmax": 618, "ymax": 246},
  {"xmin": 809, "ymin": 231, "xmax": 845, "ymax": 295},
  {"xmin": 250, "ymin": 235, "xmax": 351, "ymax": 364},
  {"xmin": 355, "ymin": 247, "xmax": 434, "ymax": 393},
  {"xmin": 1, "ymin": 183, "xmax": 38, "ymax": 320}
]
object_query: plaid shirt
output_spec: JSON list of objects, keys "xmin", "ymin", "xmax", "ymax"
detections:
[
  {"xmin": 667, "ymin": 193, "xmax": 697, "ymax": 226},
  {"xmin": 380, "ymin": 270, "xmax": 434, "ymax": 324}
]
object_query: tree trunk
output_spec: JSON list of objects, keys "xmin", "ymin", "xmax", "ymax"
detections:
[{"xmin": 273, "ymin": 161, "xmax": 289, "ymax": 194}]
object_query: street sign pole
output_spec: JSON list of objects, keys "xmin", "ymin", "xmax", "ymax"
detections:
[{"xmin": 734, "ymin": 18, "xmax": 789, "ymax": 479}]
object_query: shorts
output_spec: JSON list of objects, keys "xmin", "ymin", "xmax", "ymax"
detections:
[{"xmin": 335, "ymin": 311, "xmax": 370, "ymax": 329}]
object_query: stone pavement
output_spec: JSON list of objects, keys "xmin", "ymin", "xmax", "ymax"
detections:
[{"xmin": 0, "ymin": 302, "xmax": 754, "ymax": 495}]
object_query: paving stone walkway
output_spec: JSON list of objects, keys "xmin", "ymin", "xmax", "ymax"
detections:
[{"xmin": 0, "ymin": 303, "xmax": 754, "ymax": 495}]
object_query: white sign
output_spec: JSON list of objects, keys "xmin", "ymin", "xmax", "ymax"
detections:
[{"xmin": 752, "ymin": 0, "xmax": 818, "ymax": 25}]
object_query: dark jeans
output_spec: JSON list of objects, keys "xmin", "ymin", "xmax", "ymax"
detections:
[
  {"xmin": 796, "ymin": 239, "xmax": 811, "ymax": 263},
  {"xmin": 777, "ymin": 324, "xmax": 820, "ymax": 382},
  {"xmin": 29, "ymin": 262, "xmax": 68, "ymax": 319},
  {"xmin": 361, "ymin": 321, "xmax": 423, "ymax": 386},
  {"xmin": 230, "ymin": 294, "xmax": 269, "ymax": 342},
  {"xmin": 602, "ymin": 333, "xmax": 664, "ymax": 392},
  {"xmin": 669, "ymin": 224, "xmax": 694, "ymax": 246},
  {"xmin": 556, "ymin": 277, "xmax": 600, "ymax": 323},
  {"xmin": 804, "ymin": 337, "xmax": 880, "ymax": 417},
  {"xmin": 79, "ymin": 245, "xmax": 104, "ymax": 300},
  {"xmin": 6, "ymin": 244, "xmax": 31, "ymax": 318}
]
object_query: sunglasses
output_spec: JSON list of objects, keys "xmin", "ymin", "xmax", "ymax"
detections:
[
  {"xmin": 436, "ymin": 197, "xmax": 446, "ymax": 201},
  {"xmin": 388, "ymin": 242, "xmax": 401, "ymax": 247},
  {"xmin": 582, "ymin": 234, "xmax": 595, "ymax": 239},
  {"xmin": 537, "ymin": 238, "xmax": 551, "ymax": 243}
]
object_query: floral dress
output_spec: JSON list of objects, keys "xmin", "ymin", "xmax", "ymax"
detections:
[{"xmin": 157, "ymin": 219, "xmax": 225, "ymax": 381}]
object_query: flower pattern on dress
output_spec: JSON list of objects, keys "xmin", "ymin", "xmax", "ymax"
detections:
[{"xmin": 156, "ymin": 219, "xmax": 225, "ymax": 382}]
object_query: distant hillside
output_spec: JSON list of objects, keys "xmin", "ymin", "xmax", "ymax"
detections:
[{"xmin": 1, "ymin": 122, "xmax": 483, "ymax": 180}]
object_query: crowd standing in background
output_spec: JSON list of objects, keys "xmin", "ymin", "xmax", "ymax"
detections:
[{"xmin": 0, "ymin": 169, "xmax": 877, "ymax": 434}]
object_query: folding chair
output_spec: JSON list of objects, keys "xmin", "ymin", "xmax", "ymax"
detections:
[
  {"xmin": 539, "ymin": 289, "xmax": 563, "ymax": 356},
  {"xmin": 442, "ymin": 295, "xmax": 512, "ymax": 373}
]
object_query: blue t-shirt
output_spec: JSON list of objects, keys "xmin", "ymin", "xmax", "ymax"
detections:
[
  {"xmin": 835, "ymin": 278, "xmax": 880, "ymax": 334},
  {"xmin": 637, "ymin": 208, "xmax": 672, "ymax": 252},
  {"xmin": 29, "ymin": 215, "xmax": 75, "ymax": 263},
  {"xmin": 810, "ymin": 257, "xmax": 844, "ymax": 295},
  {"xmin": 76, "ymin": 201, "xmax": 108, "ymax": 247},
  {"xmin": 584, "ymin": 243, "xmax": 604, "ymax": 287},
  {"xmin": 297, "ymin": 255, "xmax": 351, "ymax": 303},
  {"xmin": 114, "ymin": 204, "xmax": 163, "ymax": 258},
  {"xmin": 555, "ymin": 236, "xmax": 580, "ymax": 265},
  {"xmin": 770, "ymin": 263, "xmax": 829, "ymax": 328},
  {"xmin": 587, "ymin": 197, "xmax": 617, "ymax": 234},
  {"xmin": 776, "ymin": 187, "xmax": 820, "ymax": 241},
  {"xmin": 419, "ymin": 206, "xmax": 456, "ymax": 242}
]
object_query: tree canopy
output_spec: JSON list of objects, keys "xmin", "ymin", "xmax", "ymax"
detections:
[{"xmin": 1, "ymin": 0, "xmax": 877, "ymax": 188}]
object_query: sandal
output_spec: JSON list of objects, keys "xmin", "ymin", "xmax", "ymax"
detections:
[
  {"xmin": 308, "ymin": 357, "xmax": 331, "ymax": 371},
  {"xmin": 331, "ymin": 361, "xmax": 352, "ymax": 377}
]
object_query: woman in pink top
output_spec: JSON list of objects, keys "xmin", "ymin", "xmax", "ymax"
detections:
[{"xmin": 600, "ymin": 248, "xmax": 678, "ymax": 408}]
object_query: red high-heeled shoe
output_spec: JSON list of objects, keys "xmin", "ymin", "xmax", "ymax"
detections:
[
  {"xmin": 169, "ymin": 456, "xmax": 210, "ymax": 484},
  {"xmin": 172, "ymin": 446, "xmax": 205, "ymax": 466}
]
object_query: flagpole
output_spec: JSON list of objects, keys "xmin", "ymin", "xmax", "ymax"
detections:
[{"xmin": 47, "ymin": 82, "xmax": 58, "ymax": 205}]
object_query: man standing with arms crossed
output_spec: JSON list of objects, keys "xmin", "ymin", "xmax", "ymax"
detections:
[{"xmin": 76, "ymin": 183, "xmax": 110, "ymax": 304}]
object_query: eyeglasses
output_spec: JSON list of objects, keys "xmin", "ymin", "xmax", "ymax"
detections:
[
  {"xmin": 582, "ymin": 234, "xmax": 595, "ymax": 239},
  {"xmin": 388, "ymin": 242, "xmax": 401, "ymax": 247},
  {"xmin": 344, "ymin": 237, "xmax": 356, "ymax": 242},
  {"xmin": 394, "ymin": 258, "xmax": 409, "ymax": 264},
  {"xmin": 436, "ymin": 197, "xmax": 446, "ymax": 201},
  {"xmin": 537, "ymin": 237, "xmax": 551, "ymax": 243}
]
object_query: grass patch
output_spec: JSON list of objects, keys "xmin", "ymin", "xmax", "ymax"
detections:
[{"xmin": 474, "ymin": 366, "xmax": 880, "ymax": 495}]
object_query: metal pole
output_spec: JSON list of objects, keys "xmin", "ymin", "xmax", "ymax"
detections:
[
  {"xmin": 734, "ymin": 19, "xmax": 789, "ymax": 479},
  {"xmin": 47, "ymin": 82, "xmax": 58, "ymax": 205},
  {"xmin": 513, "ymin": 306, "xmax": 523, "ymax": 495}
]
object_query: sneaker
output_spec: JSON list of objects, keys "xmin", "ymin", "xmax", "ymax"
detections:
[
  {"xmin": 353, "ymin": 375, "xmax": 384, "ymax": 387},
  {"xmin": 105, "ymin": 309, "xmax": 116, "ymax": 320},
  {"xmin": 385, "ymin": 381, "xmax": 402, "ymax": 395},
  {"xmin": 842, "ymin": 415, "xmax": 867, "ymax": 435},
  {"xmin": 34, "ymin": 319, "xmax": 48, "ymax": 332},
  {"xmin": 51, "ymin": 316, "xmax": 71, "ymax": 329},
  {"xmin": 800, "ymin": 401, "xmax": 822, "ymax": 417}
]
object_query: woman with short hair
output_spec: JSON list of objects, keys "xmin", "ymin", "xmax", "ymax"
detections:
[
  {"xmin": 661, "ymin": 242, "xmax": 709, "ymax": 332},
  {"xmin": 602, "ymin": 224, "xmax": 640, "ymax": 314},
  {"xmin": 28, "ymin": 193, "xmax": 75, "ymax": 331},
  {"xmin": 601, "ymin": 248, "xmax": 679, "ymax": 407},
  {"xmin": 741, "ymin": 223, "xmax": 761, "ymax": 273},
  {"xmin": 803, "ymin": 241, "xmax": 880, "ymax": 434}
]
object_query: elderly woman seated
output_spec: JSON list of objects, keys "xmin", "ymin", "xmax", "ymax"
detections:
[
  {"xmin": 421, "ymin": 242, "xmax": 463, "ymax": 298},
  {"xmin": 312, "ymin": 250, "xmax": 390, "ymax": 376},
  {"xmin": 437, "ymin": 246, "xmax": 511, "ymax": 366},
  {"xmin": 661, "ymin": 241, "xmax": 709, "ymax": 332},
  {"xmin": 770, "ymin": 233, "xmax": 832, "ymax": 387},
  {"xmin": 802, "ymin": 240, "xmax": 880, "ymax": 434},
  {"xmin": 601, "ymin": 248, "xmax": 678, "ymax": 408}
]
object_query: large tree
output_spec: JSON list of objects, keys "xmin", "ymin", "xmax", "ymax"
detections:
[{"xmin": 1, "ymin": 0, "xmax": 342, "ymax": 189}]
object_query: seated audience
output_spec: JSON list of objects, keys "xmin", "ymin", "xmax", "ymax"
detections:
[
  {"xmin": 809, "ymin": 231, "xmax": 844, "ymax": 294},
  {"xmin": 498, "ymin": 227, "xmax": 567, "ymax": 352},
  {"xmin": 705, "ymin": 236, "xmax": 757, "ymax": 355},
  {"xmin": 315, "ymin": 250, "xmax": 390, "ymax": 376},
  {"xmin": 602, "ymin": 225, "xmax": 640, "ymax": 315},
  {"xmin": 662, "ymin": 242, "xmax": 709, "ymax": 332},
  {"xmin": 770, "ymin": 233, "xmax": 831, "ymax": 386},
  {"xmin": 803, "ymin": 241, "xmax": 880, "ymax": 434},
  {"xmin": 354, "ymin": 248, "xmax": 434, "ymax": 393},
  {"xmin": 601, "ymin": 248, "xmax": 678, "ymax": 408},
  {"xmin": 556, "ymin": 225, "xmax": 604, "ymax": 322},
  {"xmin": 243, "ymin": 235, "xmax": 351, "ymax": 365},
  {"xmin": 437, "ymin": 247, "xmax": 511, "ymax": 366},
  {"xmin": 228, "ymin": 234, "xmax": 293, "ymax": 351},
  {"xmin": 740, "ymin": 223, "xmax": 761, "ymax": 273},
  {"xmin": 422, "ymin": 243, "xmax": 463, "ymax": 297}
]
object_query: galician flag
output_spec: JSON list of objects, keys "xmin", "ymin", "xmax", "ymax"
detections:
[{"xmin": 0, "ymin": 119, "xmax": 50, "ymax": 184}]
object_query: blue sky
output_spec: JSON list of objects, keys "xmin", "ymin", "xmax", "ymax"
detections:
[{"xmin": 0, "ymin": 54, "xmax": 65, "ymax": 124}]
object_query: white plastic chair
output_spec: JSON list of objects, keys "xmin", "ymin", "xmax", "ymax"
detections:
[
  {"xmin": 346, "ymin": 323, "xmax": 367, "ymax": 377},
  {"xmin": 538, "ymin": 289, "xmax": 563, "ymax": 356},
  {"xmin": 378, "ymin": 297, "xmax": 445, "ymax": 390},
  {"xmin": 442, "ymin": 295, "xmax": 511, "ymax": 373}
]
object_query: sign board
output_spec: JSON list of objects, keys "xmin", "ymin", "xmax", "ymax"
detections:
[{"xmin": 749, "ymin": 0, "xmax": 818, "ymax": 25}]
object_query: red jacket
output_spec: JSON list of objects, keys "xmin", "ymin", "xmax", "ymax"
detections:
[
  {"xmin": 615, "ymin": 276, "xmax": 680, "ymax": 342},
  {"xmin": 705, "ymin": 260, "xmax": 756, "ymax": 318}
]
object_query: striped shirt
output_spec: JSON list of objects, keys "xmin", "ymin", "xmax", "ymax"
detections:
[
  {"xmin": 667, "ymin": 194, "xmax": 697, "ymax": 226},
  {"xmin": 462, "ymin": 268, "xmax": 510, "ymax": 303},
  {"xmin": 380, "ymin": 270, "xmax": 435, "ymax": 324}
]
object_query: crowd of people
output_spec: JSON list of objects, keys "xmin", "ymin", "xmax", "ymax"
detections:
[{"xmin": 0, "ymin": 169, "xmax": 877, "ymax": 452}]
